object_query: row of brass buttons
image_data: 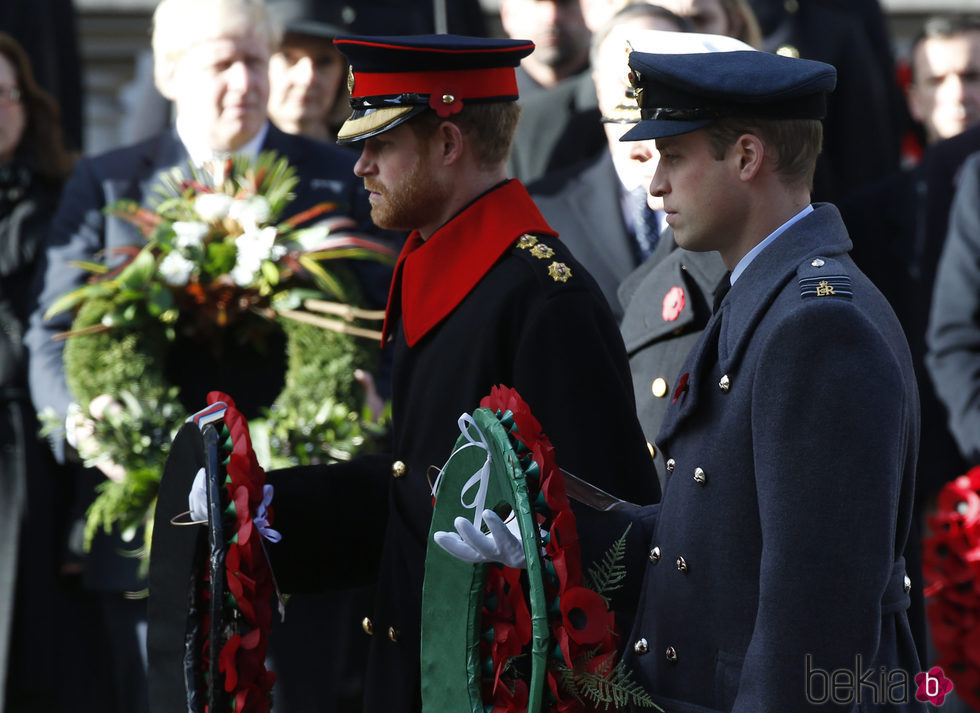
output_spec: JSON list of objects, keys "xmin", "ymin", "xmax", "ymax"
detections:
[
  {"xmin": 649, "ymin": 546, "xmax": 689, "ymax": 574},
  {"xmin": 650, "ymin": 374, "xmax": 731, "ymax": 399},
  {"xmin": 361, "ymin": 617, "xmax": 399, "ymax": 642},
  {"xmin": 633, "ymin": 637, "xmax": 678, "ymax": 664},
  {"xmin": 365, "ymin": 461, "xmax": 410, "ymax": 644},
  {"xmin": 664, "ymin": 458, "xmax": 708, "ymax": 487}
]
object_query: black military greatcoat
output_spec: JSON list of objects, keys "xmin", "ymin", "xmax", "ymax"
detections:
[{"xmin": 269, "ymin": 179, "xmax": 659, "ymax": 713}]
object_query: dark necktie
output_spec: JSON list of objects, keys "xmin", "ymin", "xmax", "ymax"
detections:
[
  {"xmin": 712, "ymin": 271, "xmax": 733, "ymax": 313},
  {"xmin": 628, "ymin": 186, "xmax": 660, "ymax": 263}
]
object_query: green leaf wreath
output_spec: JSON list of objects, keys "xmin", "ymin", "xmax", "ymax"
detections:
[{"xmin": 41, "ymin": 151, "xmax": 396, "ymax": 560}]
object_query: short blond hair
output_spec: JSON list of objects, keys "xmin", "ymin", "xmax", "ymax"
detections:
[{"xmin": 152, "ymin": 0, "xmax": 282, "ymax": 92}]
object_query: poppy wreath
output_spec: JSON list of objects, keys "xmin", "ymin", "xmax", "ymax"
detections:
[
  {"xmin": 421, "ymin": 385, "xmax": 655, "ymax": 713},
  {"xmin": 193, "ymin": 391, "xmax": 278, "ymax": 713},
  {"xmin": 922, "ymin": 465, "xmax": 980, "ymax": 709}
]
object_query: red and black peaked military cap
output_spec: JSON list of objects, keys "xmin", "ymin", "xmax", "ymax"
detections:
[{"xmin": 333, "ymin": 34, "xmax": 534, "ymax": 144}]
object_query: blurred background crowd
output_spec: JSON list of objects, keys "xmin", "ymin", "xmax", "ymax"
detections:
[{"xmin": 2, "ymin": 0, "xmax": 980, "ymax": 712}]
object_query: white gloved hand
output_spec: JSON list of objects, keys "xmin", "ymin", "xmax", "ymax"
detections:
[
  {"xmin": 434, "ymin": 509, "xmax": 527, "ymax": 569},
  {"xmin": 189, "ymin": 467, "xmax": 208, "ymax": 522}
]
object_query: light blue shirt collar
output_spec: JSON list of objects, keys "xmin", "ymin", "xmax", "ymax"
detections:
[{"xmin": 729, "ymin": 204, "xmax": 814, "ymax": 285}]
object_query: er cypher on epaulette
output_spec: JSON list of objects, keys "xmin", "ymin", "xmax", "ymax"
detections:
[{"xmin": 798, "ymin": 256, "xmax": 853, "ymax": 300}]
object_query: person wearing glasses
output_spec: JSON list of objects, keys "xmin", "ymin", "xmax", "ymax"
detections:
[{"xmin": 0, "ymin": 30, "xmax": 78, "ymax": 712}]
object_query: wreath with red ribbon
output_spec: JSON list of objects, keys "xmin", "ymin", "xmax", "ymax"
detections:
[
  {"xmin": 922, "ymin": 465, "xmax": 980, "ymax": 709},
  {"xmin": 195, "ymin": 390, "xmax": 278, "ymax": 713},
  {"xmin": 422, "ymin": 385, "xmax": 654, "ymax": 712},
  {"xmin": 478, "ymin": 386, "xmax": 624, "ymax": 711}
]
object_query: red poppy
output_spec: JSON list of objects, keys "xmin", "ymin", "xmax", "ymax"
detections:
[
  {"xmin": 662, "ymin": 286, "xmax": 685, "ymax": 322},
  {"xmin": 672, "ymin": 372, "xmax": 689, "ymax": 403},
  {"xmin": 429, "ymin": 90, "xmax": 464, "ymax": 117},
  {"xmin": 473, "ymin": 386, "xmax": 628, "ymax": 712},
  {"xmin": 559, "ymin": 587, "xmax": 616, "ymax": 647}
]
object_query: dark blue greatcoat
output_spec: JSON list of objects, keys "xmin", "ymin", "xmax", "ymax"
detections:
[{"xmin": 623, "ymin": 204, "xmax": 924, "ymax": 712}]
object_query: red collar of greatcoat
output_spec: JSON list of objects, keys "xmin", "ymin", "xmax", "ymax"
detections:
[{"xmin": 381, "ymin": 179, "xmax": 557, "ymax": 346}]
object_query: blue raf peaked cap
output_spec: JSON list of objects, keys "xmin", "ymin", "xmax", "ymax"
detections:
[
  {"xmin": 333, "ymin": 34, "xmax": 534, "ymax": 144},
  {"xmin": 621, "ymin": 48, "xmax": 837, "ymax": 141}
]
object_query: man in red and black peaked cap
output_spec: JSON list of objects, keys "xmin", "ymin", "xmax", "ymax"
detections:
[{"xmin": 259, "ymin": 35, "xmax": 659, "ymax": 713}]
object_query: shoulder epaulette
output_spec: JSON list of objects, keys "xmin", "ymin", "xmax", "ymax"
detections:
[
  {"xmin": 514, "ymin": 233, "xmax": 573, "ymax": 283},
  {"xmin": 797, "ymin": 256, "xmax": 852, "ymax": 300}
]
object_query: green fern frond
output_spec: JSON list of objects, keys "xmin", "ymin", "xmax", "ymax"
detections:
[
  {"xmin": 556, "ymin": 660, "xmax": 661, "ymax": 711},
  {"xmin": 586, "ymin": 523, "xmax": 632, "ymax": 602}
]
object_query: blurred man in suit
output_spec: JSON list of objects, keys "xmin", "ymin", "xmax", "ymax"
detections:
[
  {"xmin": 906, "ymin": 14, "xmax": 980, "ymax": 147},
  {"xmin": 530, "ymin": 5, "xmax": 693, "ymax": 320},
  {"xmin": 499, "ymin": 0, "xmax": 592, "ymax": 94}
]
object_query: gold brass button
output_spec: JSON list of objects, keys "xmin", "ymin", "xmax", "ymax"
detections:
[
  {"xmin": 441, "ymin": 93, "xmax": 455, "ymax": 104},
  {"xmin": 651, "ymin": 377, "xmax": 668, "ymax": 398},
  {"xmin": 649, "ymin": 546, "xmax": 661, "ymax": 564},
  {"xmin": 361, "ymin": 617, "xmax": 374, "ymax": 635},
  {"xmin": 665, "ymin": 645, "xmax": 678, "ymax": 663},
  {"xmin": 719, "ymin": 374, "xmax": 730, "ymax": 392},
  {"xmin": 392, "ymin": 460, "xmax": 406, "ymax": 478},
  {"xmin": 647, "ymin": 441, "xmax": 656, "ymax": 458},
  {"xmin": 666, "ymin": 458, "xmax": 675, "ymax": 472},
  {"xmin": 388, "ymin": 626, "xmax": 399, "ymax": 642},
  {"xmin": 634, "ymin": 638, "xmax": 649, "ymax": 655},
  {"xmin": 676, "ymin": 556, "xmax": 688, "ymax": 574},
  {"xmin": 693, "ymin": 467, "xmax": 706, "ymax": 486}
]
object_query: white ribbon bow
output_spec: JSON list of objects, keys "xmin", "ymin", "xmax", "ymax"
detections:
[
  {"xmin": 431, "ymin": 413, "xmax": 492, "ymax": 528},
  {"xmin": 254, "ymin": 484, "xmax": 282, "ymax": 543}
]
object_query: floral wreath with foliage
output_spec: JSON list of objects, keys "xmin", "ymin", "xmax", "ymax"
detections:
[
  {"xmin": 41, "ymin": 151, "xmax": 395, "ymax": 563},
  {"xmin": 922, "ymin": 465, "xmax": 980, "ymax": 708},
  {"xmin": 424, "ymin": 385, "xmax": 657, "ymax": 712}
]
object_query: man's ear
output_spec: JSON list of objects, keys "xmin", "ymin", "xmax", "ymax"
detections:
[
  {"xmin": 906, "ymin": 85, "xmax": 926, "ymax": 125},
  {"xmin": 435, "ymin": 120, "xmax": 465, "ymax": 166},
  {"xmin": 155, "ymin": 57, "xmax": 179, "ymax": 101},
  {"xmin": 734, "ymin": 133, "xmax": 765, "ymax": 182}
]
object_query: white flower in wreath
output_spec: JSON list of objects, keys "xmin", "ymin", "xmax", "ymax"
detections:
[
  {"xmin": 290, "ymin": 223, "xmax": 330, "ymax": 252},
  {"xmin": 159, "ymin": 250, "xmax": 196, "ymax": 286},
  {"xmin": 229, "ymin": 195, "xmax": 272, "ymax": 230},
  {"xmin": 231, "ymin": 225, "xmax": 279, "ymax": 286},
  {"xmin": 172, "ymin": 221, "xmax": 209, "ymax": 251},
  {"xmin": 194, "ymin": 193, "xmax": 234, "ymax": 222}
]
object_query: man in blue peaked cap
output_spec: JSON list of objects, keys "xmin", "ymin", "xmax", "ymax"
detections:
[
  {"xmin": 615, "ymin": 34, "xmax": 926, "ymax": 712},
  {"xmin": 442, "ymin": 29, "xmax": 928, "ymax": 712}
]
